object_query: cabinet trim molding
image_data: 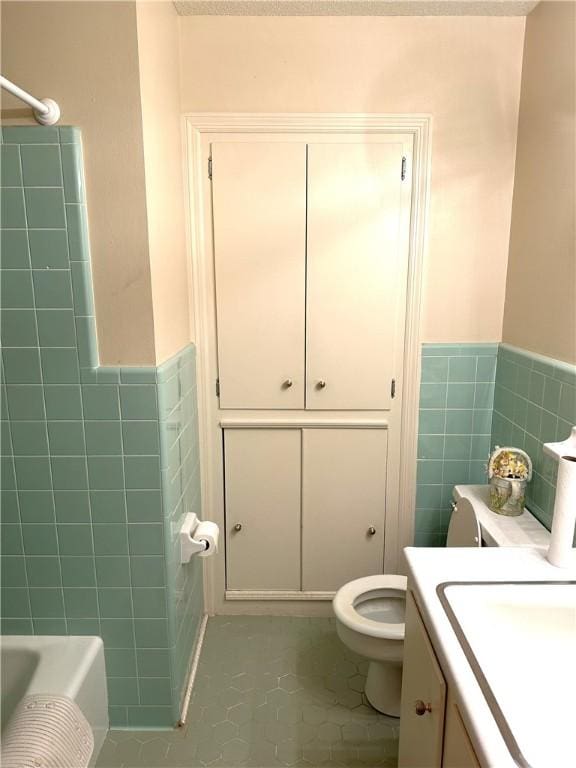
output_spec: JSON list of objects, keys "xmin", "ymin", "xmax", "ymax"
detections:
[
  {"xmin": 184, "ymin": 112, "xmax": 431, "ymax": 134},
  {"xmin": 220, "ymin": 418, "xmax": 389, "ymax": 429},
  {"xmin": 226, "ymin": 590, "xmax": 336, "ymax": 601},
  {"xmin": 185, "ymin": 113, "xmax": 431, "ymax": 612}
]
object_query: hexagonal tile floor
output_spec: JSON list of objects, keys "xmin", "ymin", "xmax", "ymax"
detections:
[{"xmin": 96, "ymin": 616, "xmax": 399, "ymax": 767}]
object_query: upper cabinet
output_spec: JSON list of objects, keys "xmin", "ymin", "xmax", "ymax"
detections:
[
  {"xmin": 306, "ymin": 143, "xmax": 405, "ymax": 410},
  {"xmin": 212, "ymin": 142, "xmax": 307, "ymax": 409},
  {"xmin": 211, "ymin": 136, "xmax": 412, "ymax": 411}
]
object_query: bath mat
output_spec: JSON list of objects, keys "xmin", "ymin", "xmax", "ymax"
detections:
[{"xmin": 1, "ymin": 694, "xmax": 94, "ymax": 768}]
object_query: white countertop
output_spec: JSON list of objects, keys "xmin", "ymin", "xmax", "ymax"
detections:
[{"xmin": 403, "ymin": 546, "xmax": 576, "ymax": 768}]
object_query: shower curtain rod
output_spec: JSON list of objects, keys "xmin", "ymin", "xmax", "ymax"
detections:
[{"xmin": 0, "ymin": 75, "xmax": 60, "ymax": 125}]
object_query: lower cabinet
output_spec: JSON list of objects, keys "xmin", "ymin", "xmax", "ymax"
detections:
[
  {"xmin": 398, "ymin": 591, "xmax": 447, "ymax": 767},
  {"xmin": 302, "ymin": 428, "xmax": 387, "ymax": 590},
  {"xmin": 398, "ymin": 591, "xmax": 481, "ymax": 768},
  {"xmin": 224, "ymin": 427, "xmax": 388, "ymax": 593},
  {"xmin": 442, "ymin": 692, "xmax": 481, "ymax": 768},
  {"xmin": 224, "ymin": 429, "xmax": 301, "ymax": 591}
]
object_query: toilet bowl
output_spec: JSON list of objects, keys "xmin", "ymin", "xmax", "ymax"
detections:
[
  {"xmin": 332, "ymin": 485, "xmax": 550, "ymax": 717},
  {"xmin": 333, "ymin": 574, "xmax": 407, "ymax": 716}
]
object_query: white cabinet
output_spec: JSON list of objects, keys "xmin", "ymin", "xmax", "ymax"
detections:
[
  {"xmin": 211, "ymin": 132, "xmax": 412, "ymax": 607},
  {"xmin": 212, "ymin": 142, "xmax": 306, "ymax": 409},
  {"xmin": 224, "ymin": 427, "xmax": 387, "ymax": 594},
  {"xmin": 224, "ymin": 429, "xmax": 301, "ymax": 590},
  {"xmin": 306, "ymin": 143, "xmax": 405, "ymax": 410},
  {"xmin": 211, "ymin": 136, "xmax": 410, "ymax": 411},
  {"xmin": 398, "ymin": 591, "xmax": 481, "ymax": 768},
  {"xmin": 398, "ymin": 591, "xmax": 447, "ymax": 768},
  {"xmin": 302, "ymin": 429, "xmax": 387, "ymax": 590}
]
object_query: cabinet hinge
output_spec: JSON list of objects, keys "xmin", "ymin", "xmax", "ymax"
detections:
[
  {"xmin": 215, "ymin": 378, "xmax": 220, "ymax": 397},
  {"xmin": 391, "ymin": 379, "xmax": 396, "ymax": 399},
  {"xmin": 401, "ymin": 157, "xmax": 407, "ymax": 181},
  {"xmin": 208, "ymin": 156, "xmax": 213, "ymax": 180}
]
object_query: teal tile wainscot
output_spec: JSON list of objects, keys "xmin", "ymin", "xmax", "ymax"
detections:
[
  {"xmin": 416, "ymin": 343, "xmax": 499, "ymax": 546},
  {"xmin": 491, "ymin": 344, "xmax": 576, "ymax": 533},
  {"xmin": 0, "ymin": 126, "xmax": 204, "ymax": 728},
  {"xmin": 158, "ymin": 347, "xmax": 204, "ymax": 720}
]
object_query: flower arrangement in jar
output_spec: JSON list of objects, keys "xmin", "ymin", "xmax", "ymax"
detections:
[{"xmin": 487, "ymin": 446, "xmax": 533, "ymax": 516}]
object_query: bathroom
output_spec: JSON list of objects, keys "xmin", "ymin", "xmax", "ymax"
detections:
[{"xmin": 0, "ymin": 0, "xmax": 575, "ymax": 766}]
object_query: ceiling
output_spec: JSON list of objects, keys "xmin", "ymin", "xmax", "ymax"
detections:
[{"xmin": 174, "ymin": 0, "xmax": 539, "ymax": 16}]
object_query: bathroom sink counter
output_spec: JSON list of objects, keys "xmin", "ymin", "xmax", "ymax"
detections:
[{"xmin": 403, "ymin": 546, "xmax": 576, "ymax": 768}]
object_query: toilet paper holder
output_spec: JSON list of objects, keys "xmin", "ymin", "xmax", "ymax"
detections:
[{"xmin": 180, "ymin": 513, "xmax": 218, "ymax": 564}]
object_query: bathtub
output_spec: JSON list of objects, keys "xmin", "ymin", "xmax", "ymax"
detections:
[{"xmin": 1, "ymin": 636, "xmax": 108, "ymax": 765}]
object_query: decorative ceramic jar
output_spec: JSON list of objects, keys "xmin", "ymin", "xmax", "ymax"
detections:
[{"xmin": 487, "ymin": 447, "xmax": 532, "ymax": 517}]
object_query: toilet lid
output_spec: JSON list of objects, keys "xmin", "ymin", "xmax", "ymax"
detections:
[{"xmin": 446, "ymin": 497, "xmax": 481, "ymax": 547}]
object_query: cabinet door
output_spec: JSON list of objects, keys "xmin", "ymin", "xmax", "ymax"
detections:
[
  {"xmin": 302, "ymin": 428, "xmax": 387, "ymax": 591},
  {"xmin": 398, "ymin": 592, "xmax": 447, "ymax": 768},
  {"xmin": 442, "ymin": 692, "xmax": 481, "ymax": 768},
  {"xmin": 224, "ymin": 429, "xmax": 301, "ymax": 591},
  {"xmin": 306, "ymin": 142, "xmax": 407, "ymax": 410},
  {"xmin": 212, "ymin": 142, "xmax": 306, "ymax": 409}
]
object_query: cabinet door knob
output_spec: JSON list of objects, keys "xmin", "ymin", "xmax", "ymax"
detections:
[
  {"xmin": 234, "ymin": 523, "xmax": 242, "ymax": 532},
  {"xmin": 367, "ymin": 526, "xmax": 376, "ymax": 536},
  {"xmin": 414, "ymin": 700, "xmax": 432, "ymax": 716},
  {"xmin": 317, "ymin": 380, "xmax": 326, "ymax": 389},
  {"xmin": 283, "ymin": 379, "xmax": 293, "ymax": 389}
]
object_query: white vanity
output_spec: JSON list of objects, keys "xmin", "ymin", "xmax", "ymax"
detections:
[{"xmin": 397, "ymin": 546, "xmax": 576, "ymax": 767}]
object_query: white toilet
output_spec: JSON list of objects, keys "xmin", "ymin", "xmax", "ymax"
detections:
[{"xmin": 332, "ymin": 484, "xmax": 550, "ymax": 717}]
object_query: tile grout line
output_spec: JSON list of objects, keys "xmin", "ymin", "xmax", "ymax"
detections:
[
  {"xmin": 58, "ymin": 134, "xmax": 100, "ymax": 638},
  {"xmin": 117, "ymin": 377, "xmax": 142, "ymax": 716},
  {"xmin": 16, "ymin": 137, "xmax": 59, "ymax": 631}
]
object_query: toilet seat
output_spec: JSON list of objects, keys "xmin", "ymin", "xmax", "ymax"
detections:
[{"xmin": 333, "ymin": 575, "xmax": 407, "ymax": 641}]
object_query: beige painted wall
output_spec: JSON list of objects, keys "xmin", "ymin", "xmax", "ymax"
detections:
[
  {"xmin": 502, "ymin": 1, "xmax": 576, "ymax": 364},
  {"xmin": 179, "ymin": 15, "xmax": 525, "ymax": 343},
  {"xmin": 136, "ymin": 2, "xmax": 192, "ymax": 363},
  {"xmin": 137, "ymin": 1, "xmax": 190, "ymax": 362},
  {"xmin": 1, "ymin": 2, "xmax": 157, "ymax": 365}
]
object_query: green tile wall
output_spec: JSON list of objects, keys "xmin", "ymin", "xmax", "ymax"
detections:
[
  {"xmin": 0, "ymin": 127, "xmax": 203, "ymax": 729},
  {"xmin": 158, "ymin": 348, "xmax": 204, "ymax": 718},
  {"xmin": 491, "ymin": 344, "xmax": 576, "ymax": 532},
  {"xmin": 416, "ymin": 343, "xmax": 499, "ymax": 546}
]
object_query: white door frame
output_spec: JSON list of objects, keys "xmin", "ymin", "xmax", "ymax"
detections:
[{"xmin": 184, "ymin": 113, "xmax": 432, "ymax": 615}]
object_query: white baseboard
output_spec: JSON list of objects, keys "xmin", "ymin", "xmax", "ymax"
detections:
[{"xmin": 178, "ymin": 613, "xmax": 209, "ymax": 726}]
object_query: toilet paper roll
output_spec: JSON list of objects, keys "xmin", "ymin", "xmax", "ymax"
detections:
[
  {"xmin": 547, "ymin": 455, "xmax": 576, "ymax": 568},
  {"xmin": 195, "ymin": 521, "xmax": 219, "ymax": 558}
]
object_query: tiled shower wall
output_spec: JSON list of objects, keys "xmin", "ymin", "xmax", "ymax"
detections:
[
  {"xmin": 416, "ymin": 343, "xmax": 498, "ymax": 545},
  {"xmin": 0, "ymin": 126, "xmax": 203, "ymax": 728},
  {"xmin": 491, "ymin": 344, "xmax": 576, "ymax": 532}
]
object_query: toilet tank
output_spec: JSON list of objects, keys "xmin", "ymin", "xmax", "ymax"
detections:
[{"xmin": 450, "ymin": 484, "xmax": 550, "ymax": 548}]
